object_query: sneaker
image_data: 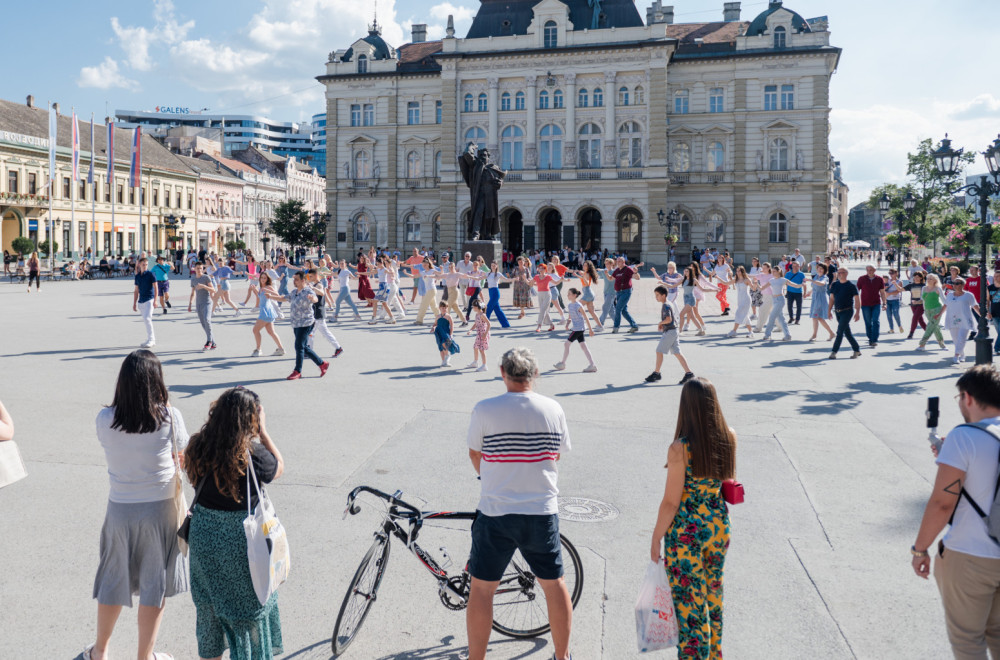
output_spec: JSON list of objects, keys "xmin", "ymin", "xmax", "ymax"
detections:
[
  {"xmin": 645, "ymin": 371, "xmax": 662, "ymax": 382},
  {"xmin": 368, "ymin": 320, "xmax": 378, "ymax": 325},
  {"xmin": 747, "ymin": 331, "xmax": 756, "ymax": 340},
  {"xmin": 286, "ymin": 371, "xmax": 301, "ymax": 380},
  {"xmin": 166, "ymin": 300, "xmax": 172, "ymax": 308},
  {"xmin": 162, "ymin": 307, "xmax": 168, "ymax": 315},
  {"xmin": 333, "ymin": 347, "xmax": 344, "ymax": 358},
  {"xmin": 627, "ymin": 326, "xmax": 639, "ymax": 334},
  {"xmin": 583, "ymin": 364, "xmax": 598, "ymax": 373},
  {"xmin": 916, "ymin": 344, "xmax": 927, "ymax": 351},
  {"xmin": 319, "ymin": 361, "xmax": 331, "ymax": 377},
  {"xmin": 872, "ymin": 342, "xmax": 878, "ymax": 348},
  {"xmin": 762, "ymin": 335, "xmax": 772, "ymax": 341},
  {"xmin": 476, "ymin": 365, "xmax": 488, "ymax": 372},
  {"xmin": 467, "ymin": 361, "xmax": 480, "ymax": 369},
  {"xmin": 272, "ymin": 348, "xmax": 285, "ymax": 356},
  {"xmin": 210, "ymin": 343, "xmax": 217, "ymax": 350},
  {"xmin": 612, "ymin": 327, "xmax": 620, "ymax": 334},
  {"xmin": 696, "ymin": 329, "xmax": 707, "ymax": 336},
  {"xmin": 445, "ymin": 357, "xmax": 452, "ymax": 366},
  {"xmin": 203, "ymin": 344, "xmax": 211, "ymax": 352},
  {"xmin": 354, "ymin": 315, "xmax": 363, "ymax": 321},
  {"xmin": 851, "ymin": 351, "xmax": 862, "ymax": 358},
  {"xmin": 553, "ymin": 362, "xmax": 566, "ymax": 371},
  {"xmin": 235, "ymin": 309, "xmax": 242, "ymax": 317},
  {"xmin": 953, "ymin": 355, "xmax": 962, "ymax": 365},
  {"xmin": 726, "ymin": 330, "xmax": 737, "ymax": 338},
  {"xmin": 828, "ymin": 352, "xmax": 837, "ymax": 359},
  {"xmin": 781, "ymin": 335, "xmax": 792, "ymax": 341},
  {"xmin": 251, "ymin": 349, "xmax": 261, "ymax": 357},
  {"xmin": 938, "ymin": 341, "xmax": 947, "ymax": 349},
  {"xmin": 679, "ymin": 372, "xmax": 695, "ymax": 385},
  {"xmin": 140, "ymin": 340, "xmax": 155, "ymax": 348}
]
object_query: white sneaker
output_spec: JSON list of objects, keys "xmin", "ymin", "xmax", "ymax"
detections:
[
  {"xmin": 272, "ymin": 348, "xmax": 285, "ymax": 356},
  {"xmin": 235, "ymin": 309, "xmax": 242, "ymax": 317},
  {"xmin": 696, "ymin": 329, "xmax": 706, "ymax": 336},
  {"xmin": 251, "ymin": 349, "xmax": 261, "ymax": 357},
  {"xmin": 445, "ymin": 357, "xmax": 452, "ymax": 366},
  {"xmin": 553, "ymin": 361, "xmax": 566, "ymax": 371},
  {"xmin": 781, "ymin": 335, "xmax": 793, "ymax": 341},
  {"xmin": 747, "ymin": 331, "xmax": 755, "ymax": 340},
  {"xmin": 467, "ymin": 360, "xmax": 480, "ymax": 369},
  {"xmin": 726, "ymin": 330, "xmax": 737, "ymax": 338},
  {"xmin": 476, "ymin": 365, "xmax": 488, "ymax": 372},
  {"xmin": 583, "ymin": 364, "xmax": 598, "ymax": 373},
  {"xmin": 140, "ymin": 340, "xmax": 155, "ymax": 348}
]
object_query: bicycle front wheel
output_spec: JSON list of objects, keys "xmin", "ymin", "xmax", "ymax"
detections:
[
  {"xmin": 491, "ymin": 534, "xmax": 584, "ymax": 638},
  {"xmin": 332, "ymin": 534, "xmax": 391, "ymax": 656}
]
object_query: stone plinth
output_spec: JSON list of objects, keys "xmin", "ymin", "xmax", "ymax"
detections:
[{"xmin": 463, "ymin": 240, "xmax": 502, "ymax": 267}]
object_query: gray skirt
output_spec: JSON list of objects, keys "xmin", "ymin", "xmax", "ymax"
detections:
[{"xmin": 93, "ymin": 498, "xmax": 188, "ymax": 607}]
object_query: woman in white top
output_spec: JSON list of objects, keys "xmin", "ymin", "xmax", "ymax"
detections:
[
  {"xmin": 884, "ymin": 269, "xmax": 904, "ymax": 334},
  {"xmin": 722, "ymin": 266, "xmax": 757, "ymax": 339},
  {"xmin": 333, "ymin": 260, "xmax": 362, "ymax": 321},
  {"xmin": 762, "ymin": 270, "xmax": 793, "ymax": 341},
  {"xmin": 752, "ymin": 263, "xmax": 776, "ymax": 333},
  {"xmin": 748, "ymin": 258, "xmax": 762, "ymax": 320},
  {"xmin": 87, "ymin": 350, "xmax": 188, "ymax": 660},
  {"xmin": 943, "ymin": 277, "xmax": 979, "ymax": 365}
]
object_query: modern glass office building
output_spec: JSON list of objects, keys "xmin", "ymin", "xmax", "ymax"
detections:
[{"xmin": 311, "ymin": 112, "xmax": 327, "ymax": 177}]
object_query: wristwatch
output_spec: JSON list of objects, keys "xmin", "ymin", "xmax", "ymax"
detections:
[{"xmin": 910, "ymin": 545, "xmax": 929, "ymax": 558}]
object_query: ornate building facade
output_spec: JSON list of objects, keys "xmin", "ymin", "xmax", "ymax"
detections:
[{"xmin": 318, "ymin": 0, "xmax": 841, "ymax": 264}]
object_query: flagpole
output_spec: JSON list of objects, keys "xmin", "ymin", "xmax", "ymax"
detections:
[
  {"xmin": 110, "ymin": 122, "xmax": 116, "ymax": 258},
  {"xmin": 47, "ymin": 102, "xmax": 55, "ymax": 271},
  {"xmin": 90, "ymin": 114, "xmax": 96, "ymax": 261},
  {"xmin": 71, "ymin": 108, "xmax": 76, "ymax": 261}
]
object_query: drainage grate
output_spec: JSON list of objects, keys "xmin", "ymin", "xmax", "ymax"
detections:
[{"xmin": 558, "ymin": 497, "xmax": 620, "ymax": 523}]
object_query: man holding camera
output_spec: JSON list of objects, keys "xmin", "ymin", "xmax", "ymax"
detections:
[{"xmin": 913, "ymin": 365, "xmax": 1000, "ymax": 659}]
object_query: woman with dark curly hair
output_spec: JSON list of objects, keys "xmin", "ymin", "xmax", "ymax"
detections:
[{"xmin": 184, "ymin": 388, "xmax": 285, "ymax": 660}]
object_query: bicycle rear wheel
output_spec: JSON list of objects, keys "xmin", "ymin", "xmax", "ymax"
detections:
[
  {"xmin": 491, "ymin": 534, "xmax": 584, "ymax": 638},
  {"xmin": 332, "ymin": 535, "xmax": 391, "ymax": 656}
]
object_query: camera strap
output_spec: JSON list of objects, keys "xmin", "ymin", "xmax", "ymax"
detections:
[{"xmin": 949, "ymin": 422, "xmax": 1000, "ymax": 544}]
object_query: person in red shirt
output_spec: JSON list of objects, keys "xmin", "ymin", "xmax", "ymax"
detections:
[
  {"xmin": 966, "ymin": 265, "xmax": 983, "ymax": 305},
  {"xmin": 857, "ymin": 265, "xmax": 887, "ymax": 346},
  {"xmin": 611, "ymin": 256, "xmax": 644, "ymax": 333},
  {"xmin": 404, "ymin": 248, "xmax": 425, "ymax": 303},
  {"xmin": 549, "ymin": 255, "xmax": 569, "ymax": 319}
]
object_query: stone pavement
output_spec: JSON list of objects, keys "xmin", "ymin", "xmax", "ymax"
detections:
[{"xmin": 0, "ymin": 265, "xmax": 962, "ymax": 659}]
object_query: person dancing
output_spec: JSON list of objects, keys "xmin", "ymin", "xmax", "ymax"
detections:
[
  {"xmin": 553, "ymin": 288, "xmax": 597, "ymax": 373},
  {"xmin": 806, "ymin": 263, "xmax": 836, "ymax": 342},
  {"xmin": 355, "ymin": 254, "xmax": 375, "ymax": 309},
  {"xmin": 333, "ymin": 260, "xmax": 363, "ymax": 322},
  {"xmin": 752, "ymin": 263, "xmax": 775, "ymax": 334},
  {"xmin": 480, "ymin": 262, "xmax": 511, "ymax": 328},
  {"xmin": 511, "ymin": 257, "xmax": 532, "ymax": 319},
  {"xmin": 723, "ymin": 266, "xmax": 757, "ymax": 339},
  {"xmin": 916, "ymin": 274, "xmax": 948, "ymax": 352},
  {"xmin": 904, "ymin": 271, "xmax": 927, "ymax": 339},
  {"xmin": 250, "ymin": 272, "xmax": 285, "ymax": 357},
  {"xmin": 571, "ymin": 261, "xmax": 604, "ymax": 331},
  {"xmin": 532, "ymin": 263, "xmax": 560, "ymax": 332},
  {"xmin": 943, "ymin": 277, "xmax": 978, "ymax": 365},
  {"xmin": 432, "ymin": 301, "xmax": 460, "ymax": 367},
  {"xmin": 306, "ymin": 268, "xmax": 344, "ymax": 358},
  {"xmin": 465, "ymin": 299, "xmax": 492, "ymax": 372}
]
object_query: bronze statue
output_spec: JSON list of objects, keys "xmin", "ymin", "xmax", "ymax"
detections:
[{"xmin": 458, "ymin": 142, "xmax": 505, "ymax": 241}]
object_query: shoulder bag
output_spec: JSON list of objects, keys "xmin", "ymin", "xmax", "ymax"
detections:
[
  {"xmin": 168, "ymin": 410, "xmax": 190, "ymax": 555},
  {"xmin": 244, "ymin": 451, "xmax": 290, "ymax": 605},
  {"xmin": 0, "ymin": 440, "xmax": 27, "ymax": 489}
]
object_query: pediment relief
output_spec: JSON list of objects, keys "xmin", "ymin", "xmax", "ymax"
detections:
[
  {"xmin": 703, "ymin": 124, "xmax": 734, "ymax": 134},
  {"xmin": 347, "ymin": 134, "xmax": 377, "ymax": 145},
  {"xmin": 762, "ymin": 119, "xmax": 798, "ymax": 131},
  {"xmin": 400, "ymin": 136, "xmax": 429, "ymax": 145},
  {"xmin": 667, "ymin": 125, "xmax": 699, "ymax": 135}
]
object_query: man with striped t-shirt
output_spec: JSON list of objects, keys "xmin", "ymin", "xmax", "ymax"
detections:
[{"xmin": 466, "ymin": 347, "xmax": 573, "ymax": 660}]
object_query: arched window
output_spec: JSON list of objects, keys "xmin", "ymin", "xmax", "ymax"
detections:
[
  {"xmin": 774, "ymin": 25, "xmax": 786, "ymax": 49},
  {"xmin": 706, "ymin": 212, "xmax": 725, "ymax": 243},
  {"xmin": 674, "ymin": 89, "xmax": 689, "ymax": 114},
  {"xmin": 578, "ymin": 88, "xmax": 589, "ymax": 108},
  {"xmin": 578, "ymin": 123, "xmax": 602, "ymax": 169},
  {"xmin": 405, "ymin": 213, "xmax": 421, "ymax": 242},
  {"xmin": 539, "ymin": 124, "xmax": 563, "ymax": 170},
  {"xmin": 406, "ymin": 151, "xmax": 422, "ymax": 178},
  {"xmin": 501, "ymin": 92, "xmax": 511, "ymax": 111},
  {"xmin": 354, "ymin": 213, "xmax": 371, "ymax": 242},
  {"xmin": 618, "ymin": 208, "xmax": 641, "ymax": 244},
  {"xmin": 434, "ymin": 151, "xmax": 442, "ymax": 178},
  {"xmin": 553, "ymin": 89, "xmax": 564, "ymax": 109},
  {"xmin": 357, "ymin": 55, "xmax": 367, "ymax": 74},
  {"xmin": 593, "ymin": 88, "xmax": 604, "ymax": 107},
  {"xmin": 769, "ymin": 138, "xmax": 789, "ymax": 170},
  {"xmin": 677, "ymin": 212, "xmax": 691, "ymax": 242},
  {"xmin": 671, "ymin": 142, "xmax": 690, "ymax": 172},
  {"xmin": 618, "ymin": 122, "xmax": 642, "ymax": 168},
  {"xmin": 354, "ymin": 150, "xmax": 370, "ymax": 178},
  {"xmin": 634, "ymin": 85, "xmax": 645, "ymax": 105},
  {"xmin": 538, "ymin": 90, "xmax": 550, "ymax": 109},
  {"xmin": 464, "ymin": 93, "xmax": 474, "ymax": 112},
  {"xmin": 515, "ymin": 91, "xmax": 525, "ymax": 110},
  {"xmin": 465, "ymin": 127, "xmax": 487, "ymax": 151},
  {"xmin": 544, "ymin": 20, "xmax": 557, "ymax": 48},
  {"xmin": 477, "ymin": 93, "xmax": 488, "ymax": 112},
  {"xmin": 618, "ymin": 86, "xmax": 629, "ymax": 106},
  {"xmin": 707, "ymin": 141, "xmax": 725, "ymax": 172},
  {"xmin": 769, "ymin": 211, "xmax": 789, "ymax": 243},
  {"xmin": 501, "ymin": 125, "xmax": 524, "ymax": 170}
]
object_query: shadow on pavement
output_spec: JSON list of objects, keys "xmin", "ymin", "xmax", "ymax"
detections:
[
  {"xmin": 168, "ymin": 377, "xmax": 285, "ymax": 398},
  {"xmin": 555, "ymin": 382, "xmax": 647, "ymax": 396},
  {"xmin": 0, "ymin": 346, "xmax": 136, "ymax": 358},
  {"xmin": 282, "ymin": 634, "xmax": 546, "ymax": 660}
]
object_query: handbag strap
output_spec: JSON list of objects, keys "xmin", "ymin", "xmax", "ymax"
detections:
[{"xmin": 246, "ymin": 449, "xmax": 265, "ymax": 516}]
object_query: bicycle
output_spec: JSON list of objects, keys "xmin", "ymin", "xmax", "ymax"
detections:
[{"xmin": 332, "ymin": 486, "xmax": 584, "ymax": 657}]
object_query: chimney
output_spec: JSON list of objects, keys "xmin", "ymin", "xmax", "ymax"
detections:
[
  {"xmin": 723, "ymin": 2, "xmax": 741, "ymax": 21},
  {"xmin": 663, "ymin": 5, "xmax": 674, "ymax": 24},
  {"xmin": 26, "ymin": 95, "xmax": 34, "ymax": 108},
  {"xmin": 53, "ymin": 102, "xmax": 60, "ymax": 115},
  {"xmin": 411, "ymin": 23, "xmax": 427, "ymax": 43}
]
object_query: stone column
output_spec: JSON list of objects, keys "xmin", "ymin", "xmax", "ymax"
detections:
[
  {"xmin": 604, "ymin": 71, "xmax": 617, "ymax": 167},
  {"xmin": 487, "ymin": 77, "xmax": 499, "ymax": 152},
  {"xmin": 526, "ymin": 75, "xmax": 538, "ymax": 169},
  {"xmin": 564, "ymin": 72, "xmax": 576, "ymax": 165}
]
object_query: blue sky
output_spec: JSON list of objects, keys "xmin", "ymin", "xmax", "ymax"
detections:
[{"xmin": 4, "ymin": 0, "xmax": 999, "ymax": 202}]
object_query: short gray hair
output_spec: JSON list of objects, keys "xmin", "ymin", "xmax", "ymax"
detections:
[{"xmin": 500, "ymin": 347, "xmax": 539, "ymax": 383}]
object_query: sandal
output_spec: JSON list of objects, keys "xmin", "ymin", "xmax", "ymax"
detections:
[{"xmin": 152, "ymin": 654, "xmax": 175, "ymax": 660}]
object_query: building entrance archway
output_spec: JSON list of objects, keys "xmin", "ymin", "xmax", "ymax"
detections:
[
  {"xmin": 617, "ymin": 207, "xmax": 643, "ymax": 261},
  {"xmin": 579, "ymin": 208, "xmax": 602, "ymax": 252},
  {"xmin": 541, "ymin": 209, "xmax": 562, "ymax": 254},
  {"xmin": 2, "ymin": 210, "xmax": 24, "ymax": 255},
  {"xmin": 502, "ymin": 209, "xmax": 523, "ymax": 255}
]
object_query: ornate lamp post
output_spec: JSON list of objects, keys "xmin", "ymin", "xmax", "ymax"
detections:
[
  {"xmin": 879, "ymin": 191, "xmax": 918, "ymax": 274},
  {"xmin": 656, "ymin": 208, "xmax": 680, "ymax": 250},
  {"xmin": 931, "ymin": 134, "xmax": 1000, "ymax": 365},
  {"xmin": 257, "ymin": 218, "xmax": 271, "ymax": 259}
]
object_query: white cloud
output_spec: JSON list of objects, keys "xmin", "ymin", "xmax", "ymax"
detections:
[
  {"xmin": 111, "ymin": 18, "xmax": 154, "ymax": 71},
  {"xmin": 429, "ymin": 2, "xmax": 475, "ymax": 23},
  {"xmin": 77, "ymin": 57, "xmax": 139, "ymax": 90},
  {"xmin": 110, "ymin": 0, "xmax": 193, "ymax": 71},
  {"xmin": 950, "ymin": 94, "xmax": 1000, "ymax": 121}
]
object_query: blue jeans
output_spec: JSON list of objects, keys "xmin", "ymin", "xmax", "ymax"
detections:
[
  {"xmin": 599, "ymin": 290, "xmax": 616, "ymax": 325},
  {"xmin": 861, "ymin": 305, "xmax": 881, "ymax": 344},
  {"xmin": 335, "ymin": 285, "xmax": 359, "ymax": 316},
  {"xmin": 485, "ymin": 287, "xmax": 510, "ymax": 327},
  {"xmin": 886, "ymin": 299, "xmax": 902, "ymax": 331},
  {"xmin": 613, "ymin": 289, "xmax": 637, "ymax": 329},
  {"xmin": 832, "ymin": 309, "xmax": 860, "ymax": 354},
  {"xmin": 293, "ymin": 324, "xmax": 324, "ymax": 372},
  {"xmin": 993, "ymin": 317, "xmax": 1000, "ymax": 352}
]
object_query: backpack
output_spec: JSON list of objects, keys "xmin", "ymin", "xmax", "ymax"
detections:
[{"xmin": 952, "ymin": 422, "xmax": 1000, "ymax": 545}]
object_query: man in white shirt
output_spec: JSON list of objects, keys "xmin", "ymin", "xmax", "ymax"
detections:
[
  {"xmin": 912, "ymin": 365, "xmax": 1000, "ymax": 657},
  {"xmin": 457, "ymin": 252, "xmax": 475, "ymax": 306},
  {"xmin": 793, "ymin": 248, "xmax": 806, "ymax": 266},
  {"xmin": 466, "ymin": 347, "xmax": 573, "ymax": 660}
]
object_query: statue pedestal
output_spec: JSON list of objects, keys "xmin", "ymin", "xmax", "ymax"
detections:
[{"xmin": 463, "ymin": 240, "xmax": 502, "ymax": 269}]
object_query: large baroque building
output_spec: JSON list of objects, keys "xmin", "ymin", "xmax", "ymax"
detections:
[{"xmin": 318, "ymin": 0, "xmax": 841, "ymax": 264}]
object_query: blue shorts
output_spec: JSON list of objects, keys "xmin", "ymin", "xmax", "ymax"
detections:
[
  {"xmin": 469, "ymin": 512, "xmax": 563, "ymax": 582},
  {"xmin": 220, "ymin": 279, "xmax": 231, "ymax": 291},
  {"xmin": 157, "ymin": 280, "xmax": 170, "ymax": 294}
]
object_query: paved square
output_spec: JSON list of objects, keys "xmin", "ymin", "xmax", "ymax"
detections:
[{"xmin": 2, "ymin": 267, "xmax": 957, "ymax": 659}]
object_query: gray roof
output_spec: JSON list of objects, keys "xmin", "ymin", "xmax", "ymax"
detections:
[
  {"xmin": 342, "ymin": 24, "xmax": 397, "ymax": 62},
  {"xmin": 466, "ymin": 0, "xmax": 644, "ymax": 39},
  {"xmin": 173, "ymin": 154, "xmax": 244, "ymax": 183},
  {"xmin": 0, "ymin": 97, "xmax": 197, "ymax": 177}
]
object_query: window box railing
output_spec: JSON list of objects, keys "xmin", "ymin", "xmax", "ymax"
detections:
[
  {"xmin": 617, "ymin": 169, "xmax": 643, "ymax": 180},
  {"xmin": 577, "ymin": 171, "xmax": 601, "ymax": 180},
  {"xmin": 669, "ymin": 173, "xmax": 690, "ymax": 184},
  {"xmin": 506, "ymin": 172, "xmax": 523, "ymax": 182},
  {"xmin": 537, "ymin": 171, "xmax": 562, "ymax": 181}
]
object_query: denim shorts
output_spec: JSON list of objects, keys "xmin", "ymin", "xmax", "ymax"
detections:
[{"xmin": 469, "ymin": 512, "xmax": 563, "ymax": 582}]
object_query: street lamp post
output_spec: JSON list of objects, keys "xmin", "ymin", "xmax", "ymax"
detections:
[
  {"xmin": 879, "ymin": 191, "xmax": 918, "ymax": 275},
  {"xmin": 656, "ymin": 208, "xmax": 680, "ymax": 260},
  {"xmin": 931, "ymin": 134, "xmax": 1000, "ymax": 365}
]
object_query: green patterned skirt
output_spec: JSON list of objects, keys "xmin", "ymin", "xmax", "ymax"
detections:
[{"xmin": 189, "ymin": 504, "xmax": 283, "ymax": 660}]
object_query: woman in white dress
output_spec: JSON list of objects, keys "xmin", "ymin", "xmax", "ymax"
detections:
[
  {"xmin": 752, "ymin": 263, "xmax": 775, "ymax": 333},
  {"xmin": 943, "ymin": 277, "xmax": 978, "ymax": 365},
  {"xmin": 723, "ymin": 266, "xmax": 757, "ymax": 338}
]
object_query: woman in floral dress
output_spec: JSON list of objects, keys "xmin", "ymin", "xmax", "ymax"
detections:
[
  {"xmin": 649, "ymin": 377, "xmax": 736, "ymax": 660},
  {"xmin": 354, "ymin": 254, "xmax": 375, "ymax": 307},
  {"xmin": 512, "ymin": 256, "xmax": 532, "ymax": 319}
]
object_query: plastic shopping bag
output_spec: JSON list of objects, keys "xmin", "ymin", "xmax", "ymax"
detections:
[
  {"xmin": 244, "ymin": 457, "xmax": 291, "ymax": 606},
  {"xmin": 635, "ymin": 559, "xmax": 680, "ymax": 653}
]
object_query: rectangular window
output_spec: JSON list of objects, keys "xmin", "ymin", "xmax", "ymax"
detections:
[
  {"xmin": 79, "ymin": 225, "xmax": 86, "ymax": 255},
  {"xmin": 709, "ymin": 88, "xmax": 724, "ymax": 113},
  {"xmin": 153, "ymin": 189, "xmax": 158, "ymax": 206},
  {"xmin": 79, "ymin": 180, "xmax": 87, "ymax": 201},
  {"xmin": 539, "ymin": 139, "xmax": 562, "ymax": 170},
  {"xmin": 435, "ymin": 100, "xmax": 442, "ymax": 124},
  {"xmin": 350, "ymin": 104, "xmax": 361, "ymax": 127},
  {"xmin": 674, "ymin": 92, "xmax": 688, "ymax": 114},
  {"xmin": 764, "ymin": 85, "xmax": 778, "ymax": 111},
  {"xmin": 407, "ymin": 101, "xmax": 420, "ymax": 125},
  {"xmin": 117, "ymin": 184, "xmax": 124, "ymax": 204},
  {"xmin": 105, "ymin": 183, "xmax": 111, "ymax": 202},
  {"xmin": 781, "ymin": 84, "xmax": 795, "ymax": 110},
  {"xmin": 129, "ymin": 188, "xmax": 135, "ymax": 205},
  {"xmin": 188, "ymin": 193, "xmax": 193, "ymax": 210},
  {"xmin": 140, "ymin": 188, "xmax": 145, "ymax": 206},
  {"xmin": 363, "ymin": 104, "xmax": 374, "ymax": 126},
  {"xmin": 27, "ymin": 172, "xmax": 35, "ymax": 194},
  {"xmin": 176, "ymin": 192, "xmax": 182, "ymax": 208}
]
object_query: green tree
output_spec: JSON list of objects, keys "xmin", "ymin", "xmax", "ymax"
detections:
[
  {"xmin": 37, "ymin": 239, "xmax": 58, "ymax": 256},
  {"xmin": 224, "ymin": 239, "xmax": 247, "ymax": 254},
  {"xmin": 11, "ymin": 236, "xmax": 34, "ymax": 255},
  {"xmin": 270, "ymin": 200, "xmax": 325, "ymax": 251}
]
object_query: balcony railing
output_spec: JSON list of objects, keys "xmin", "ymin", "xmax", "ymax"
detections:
[
  {"xmin": 506, "ymin": 172, "xmax": 523, "ymax": 182},
  {"xmin": 669, "ymin": 173, "xmax": 690, "ymax": 184},
  {"xmin": 707, "ymin": 172, "xmax": 726, "ymax": 184},
  {"xmin": 617, "ymin": 169, "xmax": 643, "ymax": 180},
  {"xmin": 351, "ymin": 179, "xmax": 368, "ymax": 189},
  {"xmin": 537, "ymin": 171, "xmax": 562, "ymax": 181},
  {"xmin": 576, "ymin": 171, "xmax": 601, "ymax": 180}
]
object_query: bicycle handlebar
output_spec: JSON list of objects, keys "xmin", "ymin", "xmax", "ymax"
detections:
[{"xmin": 346, "ymin": 485, "xmax": 422, "ymax": 518}]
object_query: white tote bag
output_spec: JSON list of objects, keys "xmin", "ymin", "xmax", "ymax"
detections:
[
  {"xmin": 0, "ymin": 440, "xmax": 27, "ymax": 489},
  {"xmin": 168, "ymin": 411, "xmax": 189, "ymax": 556},
  {"xmin": 244, "ymin": 453, "xmax": 290, "ymax": 606},
  {"xmin": 635, "ymin": 559, "xmax": 680, "ymax": 653}
]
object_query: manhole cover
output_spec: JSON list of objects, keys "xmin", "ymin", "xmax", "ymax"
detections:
[{"xmin": 558, "ymin": 497, "xmax": 619, "ymax": 523}]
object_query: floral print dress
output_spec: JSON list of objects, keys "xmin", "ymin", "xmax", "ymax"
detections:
[
  {"xmin": 662, "ymin": 437, "xmax": 730, "ymax": 660},
  {"xmin": 473, "ymin": 313, "xmax": 490, "ymax": 351}
]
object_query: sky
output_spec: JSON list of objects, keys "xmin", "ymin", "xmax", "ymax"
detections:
[{"xmin": 3, "ymin": 0, "xmax": 998, "ymax": 204}]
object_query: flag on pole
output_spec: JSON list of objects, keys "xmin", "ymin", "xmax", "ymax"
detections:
[
  {"xmin": 106, "ymin": 121, "xmax": 115, "ymax": 186},
  {"xmin": 129, "ymin": 126, "xmax": 142, "ymax": 188},
  {"xmin": 48, "ymin": 104, "xmax": 57, "ymax": 190},
  {"xmin": 87, "ymin": 115, "xmax": 95, "ymax": 184},
  {"xmin": 72, "ymin": 112, "xmax": 80, "ymax": 181}
]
